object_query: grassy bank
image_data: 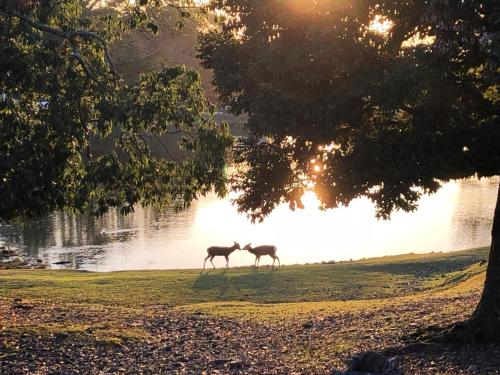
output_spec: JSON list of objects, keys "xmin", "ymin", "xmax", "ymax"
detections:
[{"xmin": 0, "ymin": 247, "xmax": 489, "ymax": 308}]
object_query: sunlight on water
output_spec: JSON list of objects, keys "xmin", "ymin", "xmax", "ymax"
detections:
[{"xmin": 0, "ymin": 178, "xmax": 497, "ymax": 271}]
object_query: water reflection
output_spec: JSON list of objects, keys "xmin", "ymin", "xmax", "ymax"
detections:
[
  {"xmin": 0, "ymin": 178, "xmax": 497, "ymax": 271},
  {"xmin": 449, "ymin": 178, "xmax": 498, "ymax": 249}
]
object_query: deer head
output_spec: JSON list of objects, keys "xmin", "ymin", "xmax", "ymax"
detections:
[
  {"xmin": 233, "ymin": 241, "xmax": 241, "ymax": 250},
  {"xmin": 243, "ymin": 243, "xmax": 252, "ymax": 250}
]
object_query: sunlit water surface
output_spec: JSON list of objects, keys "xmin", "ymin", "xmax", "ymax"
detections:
[{"xmin": 0, "ymin": 178, "xmax": 497, "ymax": 271}]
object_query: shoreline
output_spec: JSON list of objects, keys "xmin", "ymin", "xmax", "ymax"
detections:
[{"xmin": 3, "ymin": 245, "xmax": 491, "ymax": 273}]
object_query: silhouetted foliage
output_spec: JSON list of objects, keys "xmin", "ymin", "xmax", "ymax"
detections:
[
  {"xmin": 199, "ymin": 0, "xmax": 500, "ymax": 340},
  {"xmin": 200, "ymin": 0, "xmax": 498, "ymax": 220}
]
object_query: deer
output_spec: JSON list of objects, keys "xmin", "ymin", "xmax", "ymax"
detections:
[
  {"xmin": 243, "ymin": 243, "xmax": 280, "ymax": 268},
  {"xmin": 203, "ymin": 241, "xmax": 241, "ymax": 270}
]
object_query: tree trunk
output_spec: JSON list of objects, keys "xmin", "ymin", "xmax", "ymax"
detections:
[{"xmin": 453, "ymin": 180, "xmax": 500, "ymax": 341}]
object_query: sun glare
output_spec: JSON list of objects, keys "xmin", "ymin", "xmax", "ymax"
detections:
[
  {"xmin": 301, "ymin": 190, "xmax": 321, "ymax": 209},
  {"xmin": 369, "ymin": 15, "xmax": 393, "ymax": 35},
  {"xmin": 402, "ymin": 32, "xmax": 436, "ymax": 48}
]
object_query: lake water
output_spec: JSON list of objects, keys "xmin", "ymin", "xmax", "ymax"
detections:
[{"xmin": 0, "ymin": 177, "xmax": 497, "ymax": 271}]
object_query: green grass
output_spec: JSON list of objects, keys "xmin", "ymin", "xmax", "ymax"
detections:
[
  {"xmin": 0, "ymin": 247, "xmax": 490, "ymax": 344},
  {"xmin": 0, "ymin": 247, "xmax": 489, "ymax": 308}
]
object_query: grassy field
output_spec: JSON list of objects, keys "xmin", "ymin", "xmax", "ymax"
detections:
[
  {"xmin": 1, "ymin": 247, "xmax": 497, "ymax": 374},
  {"xmin": 0, "ymin": 247, "xmax": 488, "ymax": 308}
]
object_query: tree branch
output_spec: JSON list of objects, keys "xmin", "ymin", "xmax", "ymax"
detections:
[
  {"xmin": 3, "ymin": 10, "xmax": 118, "ymax": 75},
  {"xmin": 139, "ymin": 133, "xmax": 179, "ymax": 161},
  {"xmin": 66, "ymin": 30, "xmax": 117, "ymax": 74},
  {"xmin": 71, "ymin": 43, "xmax": 94, "ymax": 79},
  {"xmin": 164, "ymin": 129, "xmax": 198, "ymax": 137}
]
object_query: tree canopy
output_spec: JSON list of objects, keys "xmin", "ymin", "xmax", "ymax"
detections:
[
  {"xmin": 0, "ymin": 0, "xmax": 233, "ymax": 220},
  {"xmin": 200, "ymin": 0, "xmax": 499, "ymax": 222},
  {"xmin": 199, "ymin": 0, "xmax": 500, "ymax": 340}
]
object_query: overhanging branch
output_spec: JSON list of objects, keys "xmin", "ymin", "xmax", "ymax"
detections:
[
  {"xmin": 2, "ymin": 10, "xmax": 118, "ymax": 75},
  {"xmin": 71, "ymin": 42, "xmax": 94, "ymax": 79}
]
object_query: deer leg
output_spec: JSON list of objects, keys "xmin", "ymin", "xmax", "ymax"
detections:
[
  {"xmin": 256, "ymin": 256, "xmax": 261, "ymax": 268},
  {"xmin": 272, "ymin": 255, "xmax": 276, "ymax": 267},
  {"xmin": 276, "ymin": 255, "xmax": 280, "ymax": 267},
  {"xmin": 210, "ymin": 256, "xmax": 216, "ymax": 269},
  {"xmin": 254, "ymin": 256, "xmax": 258, "ymax": 267},
  {"xmin": 225, "ymin": 255, "xmax": 229, "ymax": 268},
  {"xmin": 203, "ymin": 255, "xmax": 210, "ymax": 270}
]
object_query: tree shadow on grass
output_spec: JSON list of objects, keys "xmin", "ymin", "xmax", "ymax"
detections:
[
  {"xmin": 192, "ymin": 269, "xmax": 277, "ymax": 301},
  {"xmin": 193, "ymin": 272, "xmax": 229, "ymax": 291},
  {"xmin": 192, "ymin": 272, "xmax": 231, "ymax": 299},
  {"xmin": 356, "ymin": 255, "xmax": 485, "ymax": 278}
]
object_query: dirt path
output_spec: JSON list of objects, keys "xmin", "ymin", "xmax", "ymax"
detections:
[{"xmin": 1, "ymin": 288, "xmax": 500, "ymax": 374}]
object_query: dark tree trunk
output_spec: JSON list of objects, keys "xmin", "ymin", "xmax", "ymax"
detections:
[{"xmin": 452, "ymin": 180, "xmax": 500, "ymax": 341}]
